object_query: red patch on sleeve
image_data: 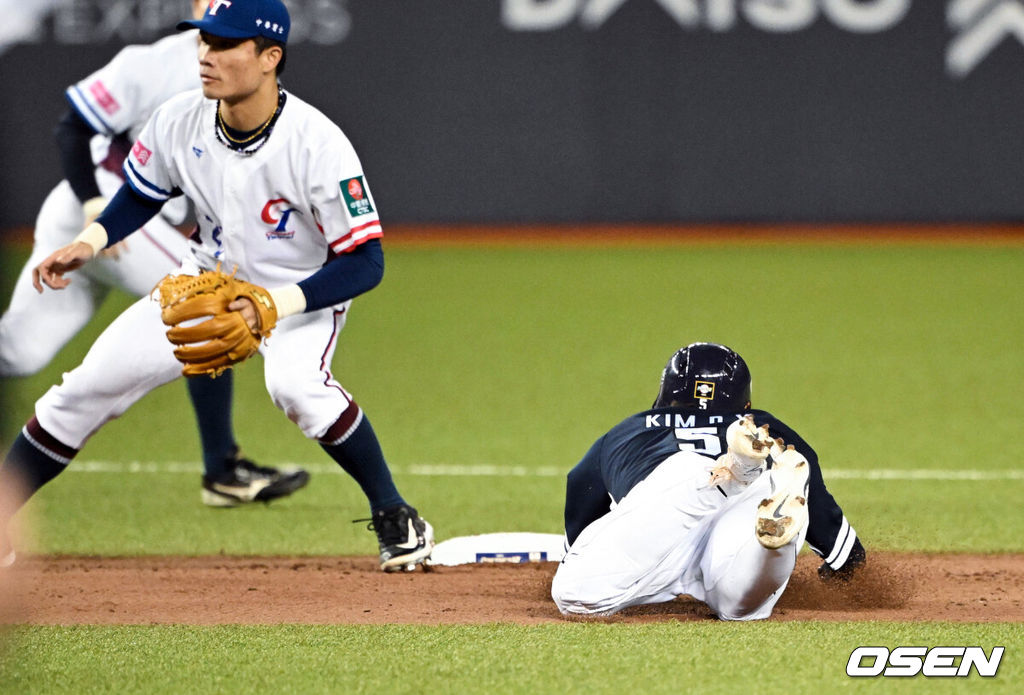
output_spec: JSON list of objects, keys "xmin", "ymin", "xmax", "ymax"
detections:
[
  {"xmin": 132, "ymin": 140, "xmax": 152, "ymax": 166},
  {"xmin": 88, "ymin": 80, "xmax": 120, "ymax": 115}
]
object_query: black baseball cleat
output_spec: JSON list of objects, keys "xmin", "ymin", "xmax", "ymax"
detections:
[
  {"xmin": 201, "ymin": 457, "xmax": 310, "ymax": 507},
  {"xmin": 357, "ymin": 504, "xmax": 434, "ymax": 572},
  {"xmin": 817, "ymin": 537, "xmax": 866, "ymax": 582}
]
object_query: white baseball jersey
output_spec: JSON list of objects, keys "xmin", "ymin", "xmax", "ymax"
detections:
[
  {"xmin": 66, "ymin": 30, "xmax": 200, "ymax": 143},
  {"xmin": 123, "ymin": 88, "xmax": 383, "ymax": 290}
]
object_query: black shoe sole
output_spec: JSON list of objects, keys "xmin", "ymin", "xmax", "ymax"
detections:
[{"xmin": 253, "ymin": 470, "xmax": 311, "ymax": 502}]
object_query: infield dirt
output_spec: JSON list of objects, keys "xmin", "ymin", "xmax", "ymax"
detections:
[{"xmin": 1, "ymin": 552, "xmax": 1021, "ymax": 625}]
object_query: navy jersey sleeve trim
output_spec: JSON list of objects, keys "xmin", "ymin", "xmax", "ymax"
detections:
[{"xmin": 124, "ymin": 160, "xmax": 174, "ymax": 201}]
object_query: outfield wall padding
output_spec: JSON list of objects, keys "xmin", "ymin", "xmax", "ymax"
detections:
[{"xmin": 2, "ymin": 0, "xmax": 1022, "ymax": 226}]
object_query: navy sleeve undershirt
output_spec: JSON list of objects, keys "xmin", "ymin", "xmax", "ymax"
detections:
[
  {"xmin": 54, "ymin": 107, "xmax": 103, "ymax": 203},
  {"xmin": 297, "ymin": 238, "xmax": 384, "ymax": 312},
  {"xmin": 94, "ymin": 183, "xmax": 163, "ymax": 244}
]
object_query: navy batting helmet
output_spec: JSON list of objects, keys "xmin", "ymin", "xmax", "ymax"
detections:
[{"xmin": 652, "ymin": 342, "xmax": 752, "ymax": 412}]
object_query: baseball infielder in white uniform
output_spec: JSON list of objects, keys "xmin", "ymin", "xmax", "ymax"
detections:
[
  {"xmin": 0, "ymin": 0, "xmax": 433, "ymax": 572},
  {"xmin": 0, "ymin": 0, "xmax": 309, "ymax": 508}
]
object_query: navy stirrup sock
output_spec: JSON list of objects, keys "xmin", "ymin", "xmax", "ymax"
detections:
[
  {"xmin": 0, "ymin": 418, "xmax": 76, "ymax": 523},
  {"xmin": 185, "ymin": 372, "xmax": 237, "ymax": 477},
  {"xmin": 319, "ymin": 411, "xmax": 404, "ymax": 512}
]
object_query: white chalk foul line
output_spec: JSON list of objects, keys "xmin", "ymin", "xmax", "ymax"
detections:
[
  {"xmin": 825, "ymin": 469, "xmax": 1024, "ymax": 481},
  {"xmin": 65, "ymin": 461, "xmax": 1024, "ymax": 481}
]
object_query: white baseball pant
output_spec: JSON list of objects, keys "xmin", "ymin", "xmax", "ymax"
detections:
[{"xmin": 551, "ymin": 450, "xmax": 807, "ymax": 620}]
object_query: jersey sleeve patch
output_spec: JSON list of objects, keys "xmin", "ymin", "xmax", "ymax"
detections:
[
  {"xmin": 89, "ymin": 80, "xmax": 121, "ymax": 115},
  {"xmin": 340, "ymin": 176, "xmax": 375, "ymax": 217},
  {"xmin": 131, "ymin": 140, "xmax": 153, "ymax": 166},
  {"xmin": 123, "ymin": 140, "xmax": 172, "ymax": 203}
]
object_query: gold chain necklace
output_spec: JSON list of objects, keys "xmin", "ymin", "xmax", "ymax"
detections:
[{"xmin": 216, "ymin": 103, "xmax": 275, "ymax": 144}]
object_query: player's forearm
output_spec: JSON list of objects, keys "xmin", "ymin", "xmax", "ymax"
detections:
[
  {"xmin": 273, "ymin": 238, "xmax": 384, "ymax": 317},
  {"xmin": 93, "ymin": 183, "xmax": 164, "ymax": 246},
  {"xmin": 55, "ymin": 108, "xmax": 103, "ymax": 203}
]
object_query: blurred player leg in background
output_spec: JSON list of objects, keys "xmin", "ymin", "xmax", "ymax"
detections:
[{"xmin": 0, "ymin": 182, "xmax": 109, "ymax": 376}]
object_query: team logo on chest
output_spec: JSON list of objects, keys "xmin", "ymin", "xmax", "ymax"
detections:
[
  {"xmin": 341, "ymin": 176, "xmax": 374, "ymax": 217},
  {"xmin": 261, "ymin": 198, "xmax": 300, "ymax": 239}
]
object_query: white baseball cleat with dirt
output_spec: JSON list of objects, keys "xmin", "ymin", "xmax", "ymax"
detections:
[
  {"xmin": 755, "ymin": 445, "xmax": 810, "ymax": 549},
  {"xmin": 709, "ymin": 415, "xmax": 779, "ymax": 489}
]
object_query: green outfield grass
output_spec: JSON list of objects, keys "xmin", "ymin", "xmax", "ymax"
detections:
[{"xmin": 0, "ymin": 239, "xmax": 1021, "ymax": 691}]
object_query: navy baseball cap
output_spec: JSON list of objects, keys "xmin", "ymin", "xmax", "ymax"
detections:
[{"xmin": 178, "ymin": 0, "xmax": 290, "ymax": 44}]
